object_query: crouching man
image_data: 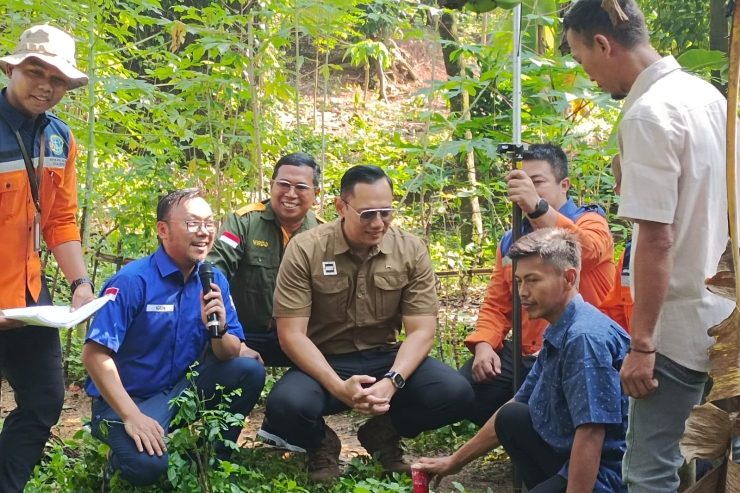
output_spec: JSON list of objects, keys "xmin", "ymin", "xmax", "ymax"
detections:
[
  {"xmin": 264, "ymin": 165, "xmax": 474, "ymax": 481},
  {"xmin": 82, "ymin": 189, "xmax": 266, "ymax": 488},
  {"xmin": 416, "ymin": 228, "xmax": 630, "ymax": 493}
]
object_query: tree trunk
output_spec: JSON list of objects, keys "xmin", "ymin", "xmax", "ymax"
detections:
[
  {"xmin": 710, "ymin": 0, "xmax": 729, "ymax": 95},
  {"xmin": 374, "ymin": 56, "xmax": 390, "ymax": 103},
  {"xmin": 438, "ymin": 11, "xmax": 474, "ymax": 248}
]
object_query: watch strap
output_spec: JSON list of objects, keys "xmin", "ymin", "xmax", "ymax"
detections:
[
  {"xmin": 527, "ymin": 198, "xmax": 549, "ymax": 219},
  {"xmin": 70, "ymin": 277, "xmax": 95, "ymax": 295},
  {"xmin": 212, "ymin": 325, "xmax": 229, "ymax": 339}
]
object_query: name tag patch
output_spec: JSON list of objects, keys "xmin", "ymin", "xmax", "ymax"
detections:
[
  {"xmin": 323, "ymin": 261, "xmax": 337, "ymax": 276},
  {"xmin": 621, "ymin": 274, "xmax": 631, "ymax": 288},
  {"xmin": 147, "ymin": 304, "xmax": 174, "ymax": 312}
]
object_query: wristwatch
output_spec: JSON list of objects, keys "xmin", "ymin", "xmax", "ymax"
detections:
[
  {"xmin": 527, "ymin": 198, "xmax": 549, "ymax": 219},
  {"xmin": 211, "ymin": 324, "xmax": 229, "ymax": 339},
  {"xmin": 383, "ymin": 371, "xmax": 406, "ymax": 389},
  {"xmin": 70, "ymin": 277, "xmax": 95, "ymax": 295}
]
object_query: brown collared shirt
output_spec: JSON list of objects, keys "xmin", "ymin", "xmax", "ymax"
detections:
[{"xmin": 273, "ymin": 218, "xmax": 439, "ymax": 355}]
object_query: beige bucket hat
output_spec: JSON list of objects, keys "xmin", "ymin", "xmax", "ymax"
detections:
[{"xmin": 0, "ymin": 24, "xmax": 88, "ymax": 90}]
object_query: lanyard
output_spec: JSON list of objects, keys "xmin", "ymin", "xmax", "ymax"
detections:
[{"xmin": 13, "ymin": 129, "xmax": 45, "ymax": 215}]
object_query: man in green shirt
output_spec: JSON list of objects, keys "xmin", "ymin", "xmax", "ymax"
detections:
[{"xmin": 208, "ymin": 152, "xmax": 322, "ymax": 369}]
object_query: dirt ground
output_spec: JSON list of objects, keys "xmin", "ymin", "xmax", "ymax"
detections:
[{"xmin": 1, "ymin": 379, "xmax": 510, "ymax": 492}]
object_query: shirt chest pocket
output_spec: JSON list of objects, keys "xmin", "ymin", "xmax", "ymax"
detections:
[
  {"xmin": 0, "ymin": 174, "xmax": 27, "ymax": 223},
  {"xmin": 374, "ymin": 273, "xmax": 408, "ymax": 319},
  {"xmin": 312, "ymin": 276, "xmax": 349, "ymax": 324},
  {"xmin": 243, "ymin": 251, "xmax": 279, "ymax": 294}
]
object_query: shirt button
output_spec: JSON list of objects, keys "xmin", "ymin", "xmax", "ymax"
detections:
[
  {"xmin": 5, "ymin": 183, "xmax": 9, "ymax": 189},
  {"xmin": 355, "ymin": 339, "xmax": 361, "ymax": 344},
  {"xmin": 357, "ymin": 293, "xmax": 363, "ymax": 299},
  {"xmin": 358, "ymin": 322, "xmax": 363, "ymax": 327}
]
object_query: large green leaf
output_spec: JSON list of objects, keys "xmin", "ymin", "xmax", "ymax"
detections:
[{"xmin": 676, "ymin": 49, "xmax": 727, "ymax": 72}]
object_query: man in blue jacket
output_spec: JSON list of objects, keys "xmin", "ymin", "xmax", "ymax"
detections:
[{"xmin": 82, "ymin": 189, "xmax": 266, "ymax": 488}]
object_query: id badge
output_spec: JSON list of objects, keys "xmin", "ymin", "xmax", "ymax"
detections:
[{"xmin": 33, "ymin": 211, "xmax": 41, "ymax": 252}]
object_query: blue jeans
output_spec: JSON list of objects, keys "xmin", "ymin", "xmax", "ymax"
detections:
[
  {"xmin": 90, "ymin": 354, "xmax": 265, "ymax": 486},
  {"xmin": 622, "ymin": 353, "xmax": 707, "ymax": 493}
]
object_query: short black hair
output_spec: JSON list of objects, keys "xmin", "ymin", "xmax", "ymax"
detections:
[
  {"xmin": 509, "ymin": 227, "xmax": 582, "ymax": 273},
  {"xmin": 340, "ymin": 165, "xmax": 393, "ymax": 200},
  {"xmin": 272, "ymin": 152, "xmax": 321, "ymax": 187},
  {"xmin": 157, "ymin": 188, "xmax": 204, "ymax": 222},
  {"xmin": 563, "ymin": 0, "xmax": 649, "ymax": 49},
  {"xmin": 522, "ymin": 143, "xmax": 569, "ymax": 183}
]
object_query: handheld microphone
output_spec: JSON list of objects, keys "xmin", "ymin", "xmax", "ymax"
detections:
[{"xmin": 198, "ymin": 262, "xmax": 221, "ymax": 337}]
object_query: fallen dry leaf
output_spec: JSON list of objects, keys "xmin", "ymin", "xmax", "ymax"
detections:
[
  {"xmin": 681, "ymin": 404, "xmax": 733, "ymax": 461},
  {"xmin": 707, "ymin": 308, "xmax": 740, "ymax": 403},
  {"xmin": 728, "ymin": 460, "xmax": 740, "ymax": 492},
  {"xmin": 707, "ymin": 240, "xmax": 736, "ymax": 302},
  {"xmin": 683, "ymin": 460, "xmax": 724, "ymax": 493}
]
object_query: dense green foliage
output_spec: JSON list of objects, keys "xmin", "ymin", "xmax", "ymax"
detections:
[{"xmin": 0, "ymin": 0, "xmax": 728, "ymax": 491}]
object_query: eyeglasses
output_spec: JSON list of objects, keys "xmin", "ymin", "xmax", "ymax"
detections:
[
  {"xmin": 343, "ymin": 201, "xmax": 396, "ymax": 224},
  {"xmin": 271, "ymin": 179, "xmax": 316, "ymax": 195},
  {"xmin": 170, "ymin": 221, "xmax": 217, "ymax": 233}
]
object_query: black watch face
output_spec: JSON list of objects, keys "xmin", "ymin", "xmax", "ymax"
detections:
[{"xmin": 392, "ymin": 373, "xmax": 405, "ymax": 388}]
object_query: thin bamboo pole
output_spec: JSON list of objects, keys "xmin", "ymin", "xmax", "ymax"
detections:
[
  {"xmin": 320, "ymin": 45, "xmax": 328, "ymax": 216},
  {"xmin": 81, "ymin": 0, "xmax": 97, "ymax": 250},
  {"xmin": 295, "ymin": 0, "xmax": 302, "ymax": 148},
  {"xmin": 247, "ymin": 16, "xmax": 264, "ymax": 200},
  {"xmin": 727, "ymin": 4, "xmax": 740, "ymax": 306}
]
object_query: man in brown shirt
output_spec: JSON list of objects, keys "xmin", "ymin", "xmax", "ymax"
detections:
[{"xmin": 267, "ymin": 165, "xmax": 474, "ymax": 482}]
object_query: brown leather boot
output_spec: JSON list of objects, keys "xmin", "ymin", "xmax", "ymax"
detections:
[
  {"xmin": 307, "ymin": 425, "xmax": 341, "ymax": 482},
  {"xmin": 357, "ymin": 414, "xmax": 412, "ymax": 475}
]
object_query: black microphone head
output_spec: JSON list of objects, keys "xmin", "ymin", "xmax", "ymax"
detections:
[{"xmin": 199, "ymin": 262, "xmax": 214, "ymax": 279}]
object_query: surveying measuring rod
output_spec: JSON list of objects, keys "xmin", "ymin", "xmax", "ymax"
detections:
[
  {"xmin": 508, "ymin": 6, "xmax": 524, "ymax": 492},
  {"xmin": 496, "ymin": 143, "xmax": 527, "ymax": 397},
  {"xmin": 496, "ymin": 142, "xmax": 527, "ymax": 493}
]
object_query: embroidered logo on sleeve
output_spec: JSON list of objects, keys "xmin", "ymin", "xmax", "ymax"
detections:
[
  {"xmin": 104, "ymin": 287, "xmax": 119, "ymax": 300},
  {"xmin": 48, "ymin": 135, "xmax": 65, "ymax": 156},
  {"xmin": 219, "ymin": 231, "xmax": 240, "ymax": 249},
  {"xmin": 146, "ymin": 305, "xmax": 175, "ymax": 312},
  {"xmin": 323, "ymin": 261, "xmax": 337, "ymax": 276}
]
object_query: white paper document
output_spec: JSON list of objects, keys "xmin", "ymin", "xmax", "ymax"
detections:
[{"xmin": 2, "ymin": 295, "xmax": 113, "ymax": 329}]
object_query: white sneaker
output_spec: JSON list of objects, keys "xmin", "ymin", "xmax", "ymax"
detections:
[{"xmin": 257, "ymin": 428, "xmax": 306, "ymax": 453}]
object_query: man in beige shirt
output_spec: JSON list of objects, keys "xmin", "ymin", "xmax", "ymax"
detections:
[{"xmin": 268, "ymin": 165, "xmax": 474, "ymax": 482}]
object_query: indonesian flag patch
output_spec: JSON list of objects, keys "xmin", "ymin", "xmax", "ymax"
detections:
[
  {"xmin": 219, "ymin": 231, "xmax": 240, "ymax": 249},
  {"xmin": 104, "ymin": 287, "xmax": 119, "ymax": 300}
]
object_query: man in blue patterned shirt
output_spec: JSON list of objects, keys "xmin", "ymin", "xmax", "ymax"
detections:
[{"xmin": 415, "ymin": 228, "xmax": 630, "ymax": 492}]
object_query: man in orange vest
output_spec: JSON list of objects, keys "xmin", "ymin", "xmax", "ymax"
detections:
[
  {"xmin": 0, "ymin": 25, "xmax": 94, "ymax": 493},
  {"xmin": 460, "ymin": 143, "xmax": 615, "ymax": 426}
]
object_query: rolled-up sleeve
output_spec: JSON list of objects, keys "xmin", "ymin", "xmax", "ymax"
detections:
[{"xmin": 618, "ymin": 117, "xmax": 681, "ymax": 224}]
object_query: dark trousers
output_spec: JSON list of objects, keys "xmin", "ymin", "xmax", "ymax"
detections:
[
  {"xmin": 244, "ymin": 330, "xmax": 293, "ymax": 367},
  {"xmin": 458, "ymin": 341, "xmax": 537, "ymax": 426},
  {"xmin": 0, "ymin": 281, "xmax": 63, "ymax": 493},
  {"xmin": 264, "ymin": 343, "xmax": 475, "ymax": 450},
  {"xmin": 496, "ymin": 402, "xmax": 569, "ymax": 493},
  {"xmin": 90, "ymin": 353, "xmax": 265, "ymax": 487}
]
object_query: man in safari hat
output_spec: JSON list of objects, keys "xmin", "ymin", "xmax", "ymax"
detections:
[{"xmin": 0, "ymin": 24, "xmax": 94, "ymax": 493}]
